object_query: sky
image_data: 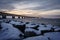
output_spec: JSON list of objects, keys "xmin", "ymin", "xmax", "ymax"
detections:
[{"xmin": 0, "ymin": 0, "xmax": 60, "ymax": 18}]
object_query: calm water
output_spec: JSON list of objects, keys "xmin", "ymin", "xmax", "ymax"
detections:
[{"xmin": 0, "ymin": 18, "xmax": 60, "ymax": 26}]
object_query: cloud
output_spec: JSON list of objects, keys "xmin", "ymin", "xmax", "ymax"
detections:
[
  {"xmin": 0, "ymin": 0, "xmax": 60, "ymax": 18},
  {"xmin": 11, "ymin": 2, "xmax": 41, "ymax": 10},
  {"xmin": 39, "ymin": 10, "xmax": 60, "ymax": 15},
  {"xmin": 24, "ymin": 0, "xmax": 60, "ymax": 10},
  {"xmin": 0, "ymin": 0, "xmax": 23, "ymax": 10},
  {"xmin": 7, "ymin": 9, "xmax": 60, "ymax": 16},
  {"xmin": 0, "ymin": 0, "xmax": 60, "ymax": 10}
]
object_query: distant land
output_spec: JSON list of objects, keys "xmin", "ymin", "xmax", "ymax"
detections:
[{"xmin": 0, "ymin": 11, "xmax": 60, "ymax": 19}]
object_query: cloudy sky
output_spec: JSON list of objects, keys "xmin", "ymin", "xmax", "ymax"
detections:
[{"xmin": 0, "ymin": 0, "xmax": 60, "ymax": 18}]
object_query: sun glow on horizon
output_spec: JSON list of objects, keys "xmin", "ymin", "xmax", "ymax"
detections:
[
  {"xmin": 6, "ymin": 9, "xmax": 60, "ymax": 15},
  {"xmin": 6, "ymin": 10, "xmax": 42, "ymax": 17},
  {"xmin": 0, "ymin": 9, "xmax": 60, "ymax": 18}
]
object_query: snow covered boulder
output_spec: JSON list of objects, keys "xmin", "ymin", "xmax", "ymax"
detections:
[
  {"xmin": 0, "ymin": 23, "xmax": 24, "ymax": 40},
  {"xmin": 53, "ymin": 26, "xmax": 60, "ymax": 32},
  {"xmin": 24, "ymin": 31, "xmax": 37, "ymax": 38},
  {"xmin": 37, "ymin": 25, "xmax": 52, "ymax": 35},
  {"xmin": 46, "ymin": 24, "xmax": 53, "ymax": 28},
  {"xmin": 0, "ymin": 25, "xmax": 2, "ymax": 30},
  {"xmin": 54, "ymin": 28, "xmax": 60, "ymax": 32},
  {"xmin": 9, "ymin": 20, "xmax": 25, "ymax": 25},
  {"xmin": 39, "ymin": 24, "xmax": 45, "ymax": 27},
  {"xmin": 0, "ymin": 23, "xmax": 2, "ymax": 29},
  {"xmin": 25, "ymin": 28, "xmax": 41, "ymax": 37},
  {"xmin": 23, "ymin": 36, "xmax": 48, "ymax": 40},
  {"xmin": 44, "ymin": 32, "xmax": 60, "ymax": 40},
  {"xmin": 9, "ymin": 21, "xmax": 20, "ymax": 25},
  {"xmin": 46, "ymin": 24, "xmax": 54, "ymax": 31},
  {"xmin": 14, "ymin": 24, "xmax": 26, "ymax": 33},
  {"xmin": 25, "ymin": 22, "xmax": 30, "ymax": 24},
  {"xmin": 26, "ymin": 23, "xmax": 39, "ymax": 30},
  {"xmin": 0, "ymin": 20, "xmax": 3, "ymax": 23},
  {"xmin": 9, "ymin": 21, "xmax": 26, "ymax": 33}
]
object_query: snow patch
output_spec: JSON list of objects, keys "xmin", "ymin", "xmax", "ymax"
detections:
[
  {"xmin": 0, "ymin": 23, "xmax": 24, "ymax": 39},
  {"xmin": 23, "ymin": 36, "xmax": 48, "ymax": 40}
]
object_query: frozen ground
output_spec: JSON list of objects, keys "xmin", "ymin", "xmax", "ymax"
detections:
[{"xmin": 0, "ymin": 19, "xmax": 60, "ymax": 40}]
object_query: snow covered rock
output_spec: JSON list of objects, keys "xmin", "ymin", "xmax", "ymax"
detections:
[
  {"xmin": 0, "ymin": 23, "xmax": 24, "ymax": 40},
  {"xmin": 9, "ymin": 21, "xmax": 26, "ymax": 33},
  {"xmin": 0, "ymin": 24, "xmax": 2, "ymax": 30},
  {"xmin": 38, "ymin": 25, "xmax": 51, "ymax": 31},
  {"xmin": 46, "ymin": 24, "xmax": 53, "ymax": 28},
  {"xmin": 25, "ymin": 28, "xmax": 41, "ymax": 37},
  {"xmin": 23, "ymin": 36, "xmax": 48, "ymax": 40},
  {"xmin": 53, "ymin": 26, "xmax": 60, "ymax": 32},
  {"xmin": 39, "ymin": 24, "xmax": 45, "ymax": 27},
  {"xmin": 26, "ymin": 23, "xmax": 39, "ymax": 30},
  {"xmin": 14, "ymin": 24, "xmax": 26, "ymax": 33},
  {"xmin": 9, "ymin": 21, "xmax": 20, "ymax": 25},
  {"xmin": 0, "ymin": 20, "xmax": 3, "ymax": 23},
  {"xmin": 9, "ymin": 20, "xmax": 25, "ymax": 26},
  {"xmin": 44, "ymin": 32, "xmax": 60, "ymax": 40},
  {"xmin": 37, "ymin": 24, "xmax": 52, "ymax": 35},
  {"xmin": 54, "ymin": 28, "xmax": 60, "ymax": 32},
  {"xmin": 25, "ymin": 22, "xmax": 30, "ymax": 24},
  {"xmin": 26, "ymin": 23, "xmax": 37, "ymax": 28}
]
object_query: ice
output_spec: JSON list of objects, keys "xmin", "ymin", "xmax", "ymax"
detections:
[
  {"xmin": 44, "ymin": 32, "xmax": 60, "ymax": 40},
  {"xmin": 23, "ymin": 36, "xmax": 48, "ymax": 40},
  {"xmin": 0, "ymin": 23, "xmax": 24, "ymax": 39}
]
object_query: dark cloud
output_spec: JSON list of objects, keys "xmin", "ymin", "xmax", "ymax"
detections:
[
  {"xmin": 0, "ymin": 0, "xmax": 23, "ymax": 10},
  {"xmin": 0, "ymin": 0, "xmax": 60, "ymax": 10},
  {"xmin": 24, "ymin": 0, "xmax": 60, "ymax": 10}
]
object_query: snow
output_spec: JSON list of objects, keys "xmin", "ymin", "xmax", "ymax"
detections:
[
  {"xmin": 23, "ymin": 36, "xmax": 48, "ymax": 40},
  {"xmin": 0, "ymin": 20, "xmax": 3, "ymax": 22},
  {"xmin": 54, "ymin": 28, "xmax": 60, "ymax": 31},
  {"xmin": 46, "ymin": 24, "xmax": 53, "ymax": 28},
  {"xmin": 39, "ymin": 25, "xmax": 45, "ymax": 27},
  {"xmin": 37, "ymin": 24, "xmax": 53, "ymax": 35},
  {"xmin": 52, "ymin": 26, "xmax": 59, "ymax": 29},
  {"xmin": 25, "ymin": 24, "xmax": 57, "ymax": 35},
  {"xmin": 25, "ymin": 28, "xmax": 40, "ymax": 35},
  {"xmin": 0, "ymin": 20, "xmax": 60, "ymax": 40},
  {"xmin": 52, "ymin": 26, "xmax": 60, "ymax": 31},
  {"xmin": 38, "ymin": 25, "xmax": 51, "ymax": 31},
  {"xmin": 9, "ymin": 21, "xmax": 25, "ymax": 25},
  {"xmin": 44, "ymin": 32, "xmax": 60, "ymax": 40},
  {"xmin": 0, "ymin": 23, "xmax": 24, "ymax": 40},
  {"xmin": 9, "ymin": 21, "xmax": 20, "ymax": 25},
  {"xmin": 26, "ymin": 23, "xmax": 38, "ymax": 28}
]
